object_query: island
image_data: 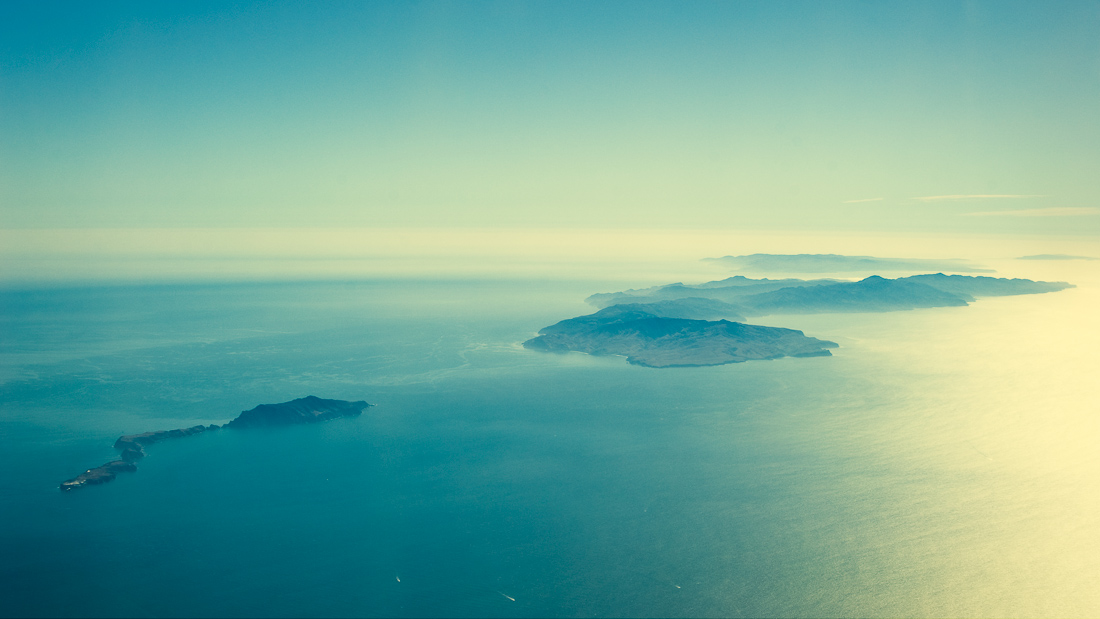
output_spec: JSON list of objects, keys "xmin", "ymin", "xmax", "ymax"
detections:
[
  {"xmin": 61, "ymin": 396, "xmax": 370, "ymax": 491},
  {"xmin": 585, "ymin": 276, "xmax": 837, "ymax": 309},
  {"xmin": 227, "ymin": 396, "xmax": 369, "ymax": 428},
  {"xmin": 523, "ymin": 304, "xmax": 837, "ymax": 368},
  {"xmin": 114, "ymin": 424, "xmax": 214, "ymax": 463},
  {"xmin": 528, "ymin": 272, "xmax": 1073, "ymax": 368},
  {"xmin": 586, "ymin": 274, "xmax": 1073, "ymax": 317},
  {"xmin": 900, "ymin": 273, "xmax": 1072, "ymax": 300},
  {"xmin": 58, "ymin": 460, "xmax": 137, "ymax": 490},
  {"xmin": 702, "ymin": 253, "xmax": 991, "ymax": 273},
  {"xmin": 591, "ymin": 297, "xmax": 747, "ymax": 321},
  {"xmin": 1017, "ymin": 254, "xmax": 1097, "ymax": 261}
]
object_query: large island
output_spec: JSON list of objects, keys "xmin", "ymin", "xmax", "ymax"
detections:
[
  {"xmin": 587, "ymin": 273, "xmax": 1073, "ymax": 314},
  {"xmin": 703, "ymin": 253, "xmax": 992, "ymax": 273},
  {"xmin": 60, "ymin": 396, "xmax": 370, "ymax": 491},
  {"xmin": 527, "ymin": 272, "xmax": 1072, "ymax": 368},
  {"xmin": 524, "ymin": 304, "xmax": 837, "ymax": 368}
]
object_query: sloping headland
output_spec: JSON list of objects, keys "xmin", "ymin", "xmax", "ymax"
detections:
[{"xmin": 61, "ymin": 396, "xmax": 370, "ymax": 491}]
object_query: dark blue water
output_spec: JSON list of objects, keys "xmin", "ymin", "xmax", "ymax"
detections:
[{"xmin": 2, "ymin": 277, "xmax": 1098, "ymax": 617}]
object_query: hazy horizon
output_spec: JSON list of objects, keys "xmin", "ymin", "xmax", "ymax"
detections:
[
  {"xmin": 2, "ymin": 2, "xmax": 1098, "ymax": 618},
  {"xmin": 2, "ymin": 227, "xmax": 1097, "ymax": 286}
]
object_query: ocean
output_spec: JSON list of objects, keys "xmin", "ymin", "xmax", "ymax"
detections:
[{"xmin": 1, "ymin": 257, "xmax": 1098, "ymax": 617}]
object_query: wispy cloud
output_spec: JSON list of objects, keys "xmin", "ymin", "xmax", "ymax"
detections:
[
  {"xmin": 914, "ymin": 194, "xmax": 1044, "ymax": 202},
  {"xmin": 961, "ymin": 207, "xmax": 1099, "ymax": 217},
  {"xmin": 841, "ymin": 197, "xmax": 883, "ymax": 203}
]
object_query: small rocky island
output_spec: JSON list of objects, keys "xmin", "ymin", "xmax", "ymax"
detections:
[
  {"xmin": 61, "ymin": 396, "xmax": 370, "ymax": 491},
  {"xmin": 524, "ymin": 304, "xmax": 837, "ymax": 368}
]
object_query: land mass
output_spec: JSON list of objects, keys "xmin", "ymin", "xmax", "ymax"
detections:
[
  {"xmin": 703, "ymin": 253, "xmax": 991, "ymax": 273},
  {"xmin": 531, "ymin": 272, "xmax": 1072, "ymax": 368},
  {"xmin": 587, "ymin": 274, "xmax": 1073, "ymax": 316},
  {"xmin": 597, "ymin": 297, "xmax": 747, "ymax": 321},
  {"xmin": 523, "ymin": 304, "xmax": 837, "ymax": 368},
  {"xmin": 61, "ymin": 396, "xmax": 370, "ymax": 491},
  {"xmin": 735, "ymin": 275, "xmax": 967, "ymax": 314}
]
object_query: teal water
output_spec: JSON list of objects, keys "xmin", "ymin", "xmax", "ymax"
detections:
[{"xmin": 1, "ymin": 273, "xmax": 1098, "ymax": 617}]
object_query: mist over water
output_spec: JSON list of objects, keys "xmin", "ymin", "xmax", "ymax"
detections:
[
  {"xmin": 4, "ymin": 227, "xmax": 1097, "ymax": 284},
  {"xmin": 6, "ymin": 0, "xmax": 1099, "ymax": 613},
  {"xmin": 1, "ymin": 232, "xmax": 1098, "ymax": 617}
]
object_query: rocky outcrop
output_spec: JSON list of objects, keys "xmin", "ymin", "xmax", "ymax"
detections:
[
  {"xmin": 114, "ymin": 425, "xmax": 217, "ymax": 462},
  {"xmin": 227, "ymin": 396, "xmax": 369, "ymax": 429},
  {"xmin": 59, "ymin": 460, "xmax": 137, "ymax": 491}
]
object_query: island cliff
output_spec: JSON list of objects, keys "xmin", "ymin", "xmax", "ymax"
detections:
[{"xmin": 61, "ymin": 396, "xmax": 370, "ymax": 491}]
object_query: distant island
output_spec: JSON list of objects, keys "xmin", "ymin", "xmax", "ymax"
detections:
[
  {"xmin": 703, "ymin": 253, "xmax": 991, "ymax": 273},
  {"xmin": 596, "ymin": 297, "xmax": 747, "ymax": 321},
  {"xmin": 586, "ymin": 276, "xmax": 839, "ymax": 309},
  {"xmin": 587, "ymin": 273, "xmax": 1073, "ymax": 316},
  {"xmin": 1017, "ymin": 254, "xmax": 1097, "ymax": 261},
  {"xmin": 523, "ymin": 304, "xmax": 837, "ymax": 368},
  {"xmin": 527, "ymin": 273, "xmax": 1072, "ymax": 368},
  {"xmin": 61, "ymin": 396, "xmax": 370, "ymax": 491}
]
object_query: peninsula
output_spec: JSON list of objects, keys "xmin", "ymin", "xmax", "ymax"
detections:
[{"xmin": 60, "ymin": 396, "xmax": 370, "ymax": 491}]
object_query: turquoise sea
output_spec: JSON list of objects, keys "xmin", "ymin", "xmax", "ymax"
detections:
[{"xmin": 2, "ymin": 265, "xmax": 1098, "ymax": 617}]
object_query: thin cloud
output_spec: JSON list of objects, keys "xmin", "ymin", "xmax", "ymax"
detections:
[
  {"xmin": 914, "ymin": 194, "xmax": 1044, "ymax": 202},
  {"xmin": 961, "ymin": 207, "xmax": 1099, "ymax": 217},
  {"xmin": 842, "ymin": 197, "xmax": 884, "ymax": 203}
]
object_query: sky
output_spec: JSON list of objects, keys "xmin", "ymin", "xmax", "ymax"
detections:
[{"xmin": 1, "ymin": 0, "xmax": 1099, "ymax": 234}]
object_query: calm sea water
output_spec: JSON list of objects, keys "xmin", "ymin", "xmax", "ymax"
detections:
[{"xmin": 1, "ymin": 267, "xmax": 1098, "ymax": 617}]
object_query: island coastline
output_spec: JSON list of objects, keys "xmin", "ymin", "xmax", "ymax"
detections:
[{"xmin": 60, "ymin": 396, "xmax": 370, "ymax": 491}]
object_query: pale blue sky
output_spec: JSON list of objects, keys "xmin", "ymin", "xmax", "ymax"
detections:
[{"xmin": 2, "ymin": 1, "xmax": 1098, "ymax": 233}]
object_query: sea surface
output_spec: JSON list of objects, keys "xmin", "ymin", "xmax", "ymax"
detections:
[{"xmin": 1, "ymin": 262, "xmax": 1098, "ymax": 617}]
